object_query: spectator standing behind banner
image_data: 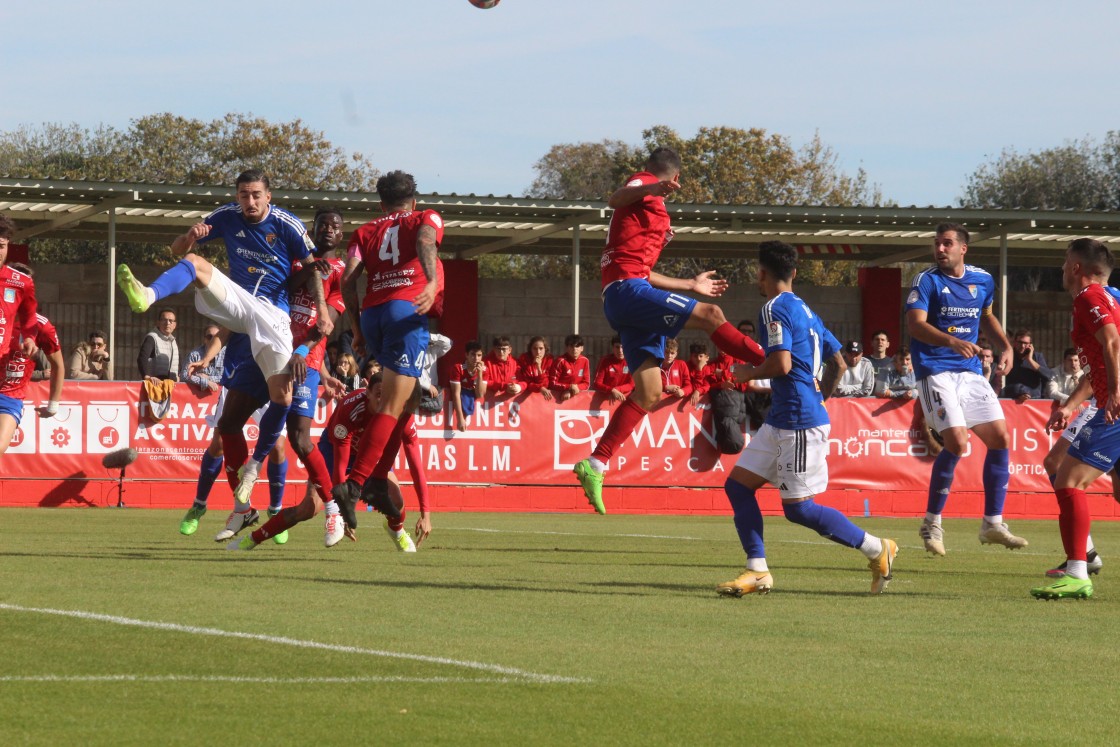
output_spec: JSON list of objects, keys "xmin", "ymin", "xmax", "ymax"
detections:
[
  {"xmin": 834, "ymin": 340, "xmax": 874, "ymax": 397},
  {"xmin": 593, "ymin": 336, "xmax": 633, "ymax": 404},
  {"xmin": 181, "ymin": 324, "xmax": 224, "ymax": 394},
  {"xmin": 874, "ymin": 346, "xmax": 919, "ymax": 400},
  {"xmin": 660, "ymin": 338, "xmax": 692, "ymax": 400},
  {"xmin": 484, "ymin": 335, "xmax": 521, "ymax": 395},
  {"xmin": 137, "ymin": 308, "xmax": 179, "ymax": 381},
  {"xmin": 550, "ymin": 334, "xmax": 590, "ymax": 402},
  {"xmin": 867, "ymin": 330, "xmax": 893, "ymax": 377},
  {"xmin": 68, "ymin": 330, "xmax": 111, "ymax": 380},
  {"xmin": 1045, "ymin": 347, "xmax": 1084, "ymax": 403},
  {"xmin": 1002, "ymin": 329, "xmax": 1054, "ymax": 403}
]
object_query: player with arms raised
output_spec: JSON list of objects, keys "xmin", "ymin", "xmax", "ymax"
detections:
[
  {"xmin": 334, "ymin": 171, "xmax": 442, "ymax": 545},
  {"xmin": 717, "ymin": 241, "xmax": 898, "ymax": 596},
  {"xmin": 1032, "ymin": 238, "xmax": 1120, "ymax": 600},
  {"xmin": 906, "ymin": 222, "xmax": 1026, "ymax": 555},
  {"xmin": 573, "ymin": 147, "xmax": 763, "ymax": 514}
]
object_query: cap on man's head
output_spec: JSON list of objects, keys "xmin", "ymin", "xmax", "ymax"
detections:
[{"xmin": 845, "ymin": 340, "xmax": 862, "ymax": 354}]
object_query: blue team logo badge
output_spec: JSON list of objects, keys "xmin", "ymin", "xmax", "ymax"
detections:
[
  {"xmin": 265, "ymin": 232, "xmax": 277, "ymax": 246},
  {"xmin": 937, "ymin": 407, "xmax": 947, "ymax": 421},
  {"xmin": 968, "ymin": 284, "xmax": 977, "ymax": 298},
  {"xmin": 3, "ymin": 288, "xmax": 14, "ymax": 303}
]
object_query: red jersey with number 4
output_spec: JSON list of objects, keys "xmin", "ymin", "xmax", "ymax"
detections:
[
  {"xmin": 347, "ymin": 209, "xmax": 445, "ymax": 311},
  {"xmin": 290, "ymin": 256, "xmax": 345, "ymax": 371},
  {"xmin": 1072, "ymin": 283, "xmax": 1120, "ymax": 406},
  {"xmin": 0, "ymin": 264, "xmax": 38, "ymax": 357},
  {"xmin": 600, "ymin": 171, "xmax": 673, "ymax": 289},
  {"xmin": 1, "ymin": 314, "xmax": 60, "ymax": 398}
]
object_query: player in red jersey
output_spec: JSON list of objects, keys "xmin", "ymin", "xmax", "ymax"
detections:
[
  {"xmin": 0, "ymin": 216, "xmax": 40, "ymax": 363},
  {"xmin": 334, "ymin": 171, "xmax": 444, "ymax": 537},
  {"xmin": 1032, "ymin": 238, "xmax": 1120, "ymax": 600},
  {"xmin": 574, "ymin": 148, "xmax": 763, "ymax": 514},
  {"xmin": 484, "ymin": 336, "xmax": 521, "ymax": 395},
  {"xmin": 517, "ymin": 336, "xmax": 553, "ymax": 399},
  {"xmin": 593, "ymin": 336, "xmax": 633, "ymax": 404},
  {"xmin": 0, "ymin": 310, "xmax": 64, "ymax": 455}
]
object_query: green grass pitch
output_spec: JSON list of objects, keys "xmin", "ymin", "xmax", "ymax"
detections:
[{"xmin": 2, "ymin": 508, "xmax": 1119, "ymax": 746}]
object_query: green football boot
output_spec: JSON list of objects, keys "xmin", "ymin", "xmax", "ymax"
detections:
[
  {"xmin": 179, "ymin": 506, "xmax": 206, "ymax": 536},
  {"xmin": 1031, "ymin": 576, "xmax": 1093, "ymax": 600},
  {"xmin": 268, "ymin": 509, "xmax": 289, "ymax": 545},
  {"xmin": 573, "ymin": 459, "xmax": 606, "ymax": 515},
  {"xmin": 116, "ymin": 264, "xmax": 151, "ymax": 313}
]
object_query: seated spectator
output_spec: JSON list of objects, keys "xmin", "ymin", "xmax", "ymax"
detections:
[
  {"xmin": 593, "ymin": 336, "xmax": 633, "ymax": 404},
  {"xmin": 687, "ymin": 342, "xmax": 716, "ymax": 407},
  {"xmin": 518, "ymin": 336, "xmax": 553, "ymax": 400},
  {"xmin": 1046, "ymin": 347, "xmax": 1084, "ymax": 403},
  {"xmin": 326, "ymin": 341, "xmax": 341, "ymax": 373},
  {"xmin": 980, "ymin": 344, "xmax": 1003, "ymax": 394},
  {"xmin": 550, "ymin": 334, "xmax": 590, "ymax": 402},
  {"xmin": 867, "ymin": 329, "xmax": 892, "ymax": 377},
  {"xmin": 660, "ymin": 338, "xmax": 692, "ymax": 400},
  {"xmin": 68, "ymin": 330, "xmax": 111, "ymax": 381},
  {"xmin": 360, "ymin": 358, "xmax": 381, "ymax": 388},
  {"xmin": 738, "ymin": 319, "xmax": 756, "ymax": 340},
  {"xmin": 333, "ymin": 353, "xmax": 361, "ymax": 392},
  {"xmin": 137, "ymin": 308, "xmax": 179, "ymax": 382},
  {"xmin": 418, "ymin": 333, "xmax": 452, "ymax": 414},
  {"xmin": 484, "ymin": 335, "xmax": 522, "ymax": 395},
  {"xmin": 835, "ymin": 340, "xmax": 874, "ymax": 397},
  {"xmin": 874, "ymin": 346, "xmax": 918, "ymax": 400},
  {"xmin": 450, "ymin": 340, "xmax": 487, "ymax": 431},
  {"xmin": 181, "ymin": 324, "xmax": 224, "ymax": 394},
  {"xmin": 1002, "ymin": 328, "xmax": 1053, "ymax": 403}
]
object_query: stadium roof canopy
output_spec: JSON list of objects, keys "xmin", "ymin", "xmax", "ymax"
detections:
[{"xmin": 4, "ymin": 177, "xmax": 1120, "ymax": 270}]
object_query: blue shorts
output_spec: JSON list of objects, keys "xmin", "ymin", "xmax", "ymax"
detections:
[
  {"xmin": 224, "ymin": 353, "xmax": 271, "ymax": 404},
  {"xmin": 290, "ymin": 368, "xmax": 321, "ymax": 419},
  {"xmin": 360, "ymin": 301, "xmax": 429, "ymax": 378},
  {"xmin": 1068, "ymin": 409, "xmax": 1120, "ymax": 472},
  {"xmin": 602, "ymin": 279, "xmax": 697, "ymax": 370},
  {"xmin": 0, "ymin": 393, "xmax": 23, "ymax": 423},
  {"xmin": 460, "ymin": 389, "xmax": 477, "ymax": 417}
]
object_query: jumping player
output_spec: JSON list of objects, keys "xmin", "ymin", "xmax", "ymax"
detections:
[
  {"xmin": 906, "ymin": 222, "xmax": 1027, "ymax": 555},
  {"xmin": 0, "ymin": 311, "xmax": 63, "ymax": 456},
  {"xmin": 717, "ymin": 241, "xmax": 898, "ymax": 596},
  {"xmin": 1032, "ymin": 238, "xmax": 1120, "ymax": 600},
  {"xmin": 573, "ymin": 147, "xmax": 764, "ymax": 514},
  {"xmin": 333, "ymin": 170, "xmax": 443, "ymax": 534}
]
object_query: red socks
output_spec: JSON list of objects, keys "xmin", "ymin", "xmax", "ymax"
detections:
[
  {"xmin": 348, "ymin": 413, "xmax": 399, "ymax": 484},
  {"xmin": 301, "ymin": 442, "xmax": 334, "ymax": 501},
  {"xmin": 1055, "ymin": 487, "xmax": 1090, "ymax": 562},
  {"xmin": 711, "ymin": 322, "xmax": 764, "ymax": 365},
  {"xmin": 219, "ymin": 432, "xmax": 249, "ymax": 498},
  {"xmin": 592, "ymin": 398, "xmax": 647, "ymax": 463},
  {"xmin": 251, "ymin": 508, "xmax": 294, "ymax": 543}
]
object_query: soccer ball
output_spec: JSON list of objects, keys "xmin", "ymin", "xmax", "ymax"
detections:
[{"xmin": 469, "ymin": 0, "xmax": 500, "ymax": 8}]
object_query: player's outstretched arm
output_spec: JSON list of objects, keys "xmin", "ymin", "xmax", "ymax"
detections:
[
  {"xmin": 608, "ymin": 177, "xmax": 680, "ymax": 208},
  {"xmin": 171, "ymin": 222, "xmax": 210, "ymax": 255}
]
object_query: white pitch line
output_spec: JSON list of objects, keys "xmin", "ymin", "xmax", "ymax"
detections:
[
  {"xmin": 0, "ymin": 674, "xmax": 515, "ymax": 685},
  {"xmin": 0, "ymin": 604, "xmax": 587, "ymax": 685},
  {"xmin": 452, "ymin": 527, "xmax": 704, "ymax": 541}
]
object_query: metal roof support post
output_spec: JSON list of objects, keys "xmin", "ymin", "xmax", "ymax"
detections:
[
  {"xmin": 107, "ymin": 208, "xmax": 117, "ymax": 380},
  {"xmin": 572, "ymin": 224, "xmax": 581, "ymax": 334},
  {"xmin": 999, "ymin": 232, "xmax": 1008, "ymax": 327}
]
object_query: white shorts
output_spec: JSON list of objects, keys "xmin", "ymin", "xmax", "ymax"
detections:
[
  {"xmin": 194, "ymin": 267, "xmax": 293, "ymax": 380},
  {"xmin": 918, "ymin": 371, "xmax": 1004, "ymax": 432},
  {"xmin": 1062, "ymin": 403, "xmax": 1098, "ymax": 443},
  {"xmin": 734, "ymin": 423, "xmax": 830, "ymax": 500},
  {"xmin": 204, "ymin": 387, "xmax": 283, "ymax": 433}
]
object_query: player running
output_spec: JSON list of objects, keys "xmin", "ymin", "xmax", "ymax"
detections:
[
  {"xmin": 572, "ymin": 147, "xmax": 763, "ymax": 515},
  {"xmin": 717, "ymin": 241, "xmax": 898, "ymax": 596},
  {"xmin": 0, "ymin": 311, "xmax": 64, "ymax": 456},
  {"xmin": 906, "ymin": 223, "xmax": 1027, "ymax": 555}
]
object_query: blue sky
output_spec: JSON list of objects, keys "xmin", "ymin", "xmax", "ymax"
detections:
[{"xmin": 2, "ymin": 1, "xmax": 1118, "ymax": 206}]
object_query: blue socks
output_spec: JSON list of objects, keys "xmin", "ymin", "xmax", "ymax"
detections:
[
  {"xmin": 926, "ymin": 449, "xmax": 961, "ymax": 515},
  {"xmin": 982, "ymin": 448, "xmax": 1010, "ymax": 517},
  {"xmin": 252, "ymin": 401, "xmax": 291, "ymax": 463},
  {"xmin": 267, "ymin": 458, "xmax": 288, "ymax": 513},
  {"xmin": 782, "ymin": 499, "xmax": 865, "ymax": 549},
  {"xmin": 150, "ymin": 258, "xmax": 197, "ymax": 302},
  {"xmin": 193, "ymin": 452, "xmax": 224, "ymax": 507},
  {"xmin": 725, "ymin": 479, "xmax": 765, "ymax": 559}
]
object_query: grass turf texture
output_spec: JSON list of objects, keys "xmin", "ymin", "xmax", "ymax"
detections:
[{"xmin": 2, "ymin": 509, "xmax": 1120, "ymax": 746}]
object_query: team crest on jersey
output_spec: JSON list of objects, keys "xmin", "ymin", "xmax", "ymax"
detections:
[
  {"xmin": 265, "ymin": 232, "xmax": 277, "ymax": 246},
  {"xmin": 968, "ymin": 284, "xmax": 977, "ymax": 298},
  {"xmin": 937, "ymin": 407, "xmax": 947, "ymax": 421},
  {"xmin": 332, "ymin": 424, "xmax": 349, "ymax": 440},
  {"xmin": 3, "ymin": 288, "xmax": 14, "ymax": 303}
]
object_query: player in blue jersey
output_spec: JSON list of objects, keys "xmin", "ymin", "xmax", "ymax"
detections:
[
  {"xmin": 906, "ymin": 222, "xmax": 1026, "ymax": 556},
  {"xmin": 116, "ymin": 169, "xmax": 333, "ymax": 541},
  {"xmin": 717, "ymin": 241, "xmax": 899, "ymax": 597}
]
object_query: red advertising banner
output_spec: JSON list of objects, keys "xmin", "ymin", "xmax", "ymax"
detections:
[{"xmin": 1, "ymin": 382, "xmax": 1113, "ymax": 517}]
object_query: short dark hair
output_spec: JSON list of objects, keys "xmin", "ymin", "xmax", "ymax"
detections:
[
  {"xmin": 689, "ymin": 342, "xmax": 708, "ymax": 356},
  {"xmin": 894, "ymin": 345, "xmax": 910, "ymax": 359},
  {"xmin": 236, "ymin": 169, "xmax": 269, "ymax": 190},
  {"xmin": 377, "ymin": 170, "xmax": 418, "ymax": 208},
  {"xmin": 1067, "ymin": 237, "xmax": 1115, "ymax": 276},
  {"xmin": 0, "ymin": 214, "xmax": 16, "ymax": 239},
  {"xmin": 738, "ymin": 319, "xmax": 755, "ymax": 330},
  {"xmin": 758, "ymin": 240, "xmax": 798, "ymax": 281},
  {"xmin": 527, "ymin": 336, "xmax": 548, "ymax": 354},
  {"xmin": 564, "ymin": 334, "xmax": 584, "ymax": 348},
  {"xmin": 1063, "ymin": 347, "xmax": 1078, "ymax": 358},
  {"xmin": 646, "ymin": 147, "xmax": 681, "ymax": 178},
  {"xmin": 492, "ymin": 335, "xmax": 511, "ymax": 348},
  {"xmin": 157, "ymin": 308, "xmax": 177, "ymax": 321},
  {"xmin": 366, "ymin": 372, "xmax": 383, "ymax": 388},
  {"xmin": 314, "ymin": 206, "xmax": 343, "ymax": 223},
  {"xmin": 89, "ymin": 330, "xmax": 107, "ymax": 342},
  {"xmin": 465, "ymin": 340, "xmax": 483, "ymax": 355},
  {"xmin": 936, "ymin": 222, "xmax": 969, "ymax": 244},
  {"xmin": 610, "ymin": 335, "xmax": 621, "ymax": 345},
  {"xmin": 1012, "ymin": 329, "xmax": 1032, "ymax": 341},
  {"xmin": 872, "ymin": 329, "xmax": 889, "ymax": 339}
]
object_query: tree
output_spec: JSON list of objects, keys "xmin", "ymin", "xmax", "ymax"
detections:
[
  {"xmin": 518, "ymin": 126, "xmax": 881, "ymax": 285},
  {"xmin": 0, "ymin": 113, "xmax": 380, "ymax": 264}
]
